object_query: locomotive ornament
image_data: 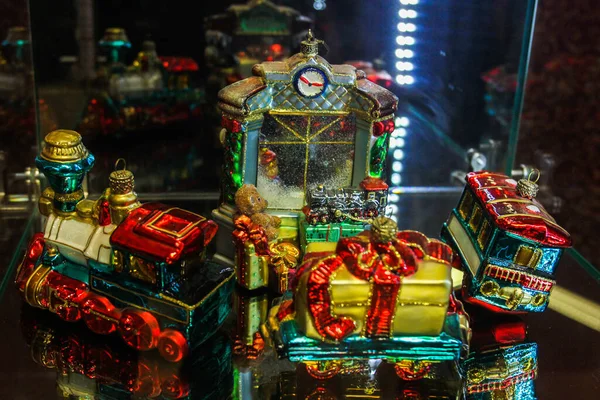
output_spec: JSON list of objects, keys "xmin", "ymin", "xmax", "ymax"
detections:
[
  {"xmin": 15, "ymin": 130, "xmax": 234, "ymax": 362},
  {"xmin": 264, "ymin": 217, "xmax": 471, "ymax": 380},
  {"xmin": 303, "ymin": 177, "xmax": 389, "ymax": 225},
  {"xmin": 212, "ymin": 31, "xmax": 398, "ymax": 293},
  {"xmin": 442, "ymin": 171, "xmax": 572, "ymax": 313},
  {"xmin": 78, "ymin": 28, "xmax": 204, "ymax": 136}
]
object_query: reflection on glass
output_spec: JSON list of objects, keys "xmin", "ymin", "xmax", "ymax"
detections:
[
  {"xmin": 19, "ymin": 305, "xmax": 234, "ymax": 400},
  {"xmin": 258, "ymin": 113, "xmax": 356, "ymax": 210}
]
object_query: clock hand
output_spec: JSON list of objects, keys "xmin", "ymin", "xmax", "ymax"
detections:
[
  {"xmin": 299, "ymin": 76, "xmax": 311, "ymax": 85},
  {"xmin": 311, "ymin": 82, "xmax": 324, "ymax": 87}
]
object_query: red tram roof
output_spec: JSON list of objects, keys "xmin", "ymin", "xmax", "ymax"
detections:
[
  {"xmin": 159, "ymin": 56, "xmax": 199, "ymax": 73},
  {"xmin": 110, "ymin": 203, "xmax": 218, "ymax": 264},
  {"xmin": 466, "ymin": 172, "xmax": 571, "ymax": 248}
]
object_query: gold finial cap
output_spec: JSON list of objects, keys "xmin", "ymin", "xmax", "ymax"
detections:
[
  {"xmin": 101, "ymin": 27, "xmax": 130, "ymax": 44},
  {"xmin": 301, "ymin": 29, "xmax": 324, "ymax": 57},
  {"xmin": 371, "ymin": 216, "xmax": 398, "ymax": 243},
  {"xmin": 517, "ymin": 169, "xmax": 540, "ymax": 199},
  {"xmin": 41, "ymin": 130, "xmax": 89, "ymax": 162},
  {"xmin": 109, "ymin": 158, "xmax": 135, "ymax": 194}
]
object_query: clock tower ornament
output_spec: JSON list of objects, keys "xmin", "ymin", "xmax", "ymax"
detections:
[{"xmin": 212, "ymin": 31, "xmax": 398, "ymax": 286}]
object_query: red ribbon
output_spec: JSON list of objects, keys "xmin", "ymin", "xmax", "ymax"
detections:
[
  {"xmin": 232, "ymin": 215, "xmax": 269, "ymax": 256},
  {"xmin": 305, "ymin": 230, "xmax": 453, "ymax": 341}
]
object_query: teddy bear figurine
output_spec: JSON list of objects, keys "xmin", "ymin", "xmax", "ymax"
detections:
[{"xmin": 234, "ymin": 184, "xmax": 281, "ymax": 241}]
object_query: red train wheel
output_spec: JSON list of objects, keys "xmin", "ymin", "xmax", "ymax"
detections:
[
  {"xmin": 161, "ymin": 372, "xmax": 190, "ymax": 399},
  {"xmin": 82, "ymin": 295, "xmax": 119, "ymax": 335},
  {"xmin": 132, "ymin": 358, "xmax": 161, "ymax": 398},
  {"xmin": 118, "ymin": 309, "xmax": 160, "ymax": 351},
  {"xmin": 157, "ymin": 329, "xmax": 188, "ymax": 363}
]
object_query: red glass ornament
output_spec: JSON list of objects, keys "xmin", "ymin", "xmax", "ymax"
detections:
[
  {"xmin": 372, "ymin": 121, "xmax": 385, "ymax": 137},
  {"xmin": 118, "ymin": 309, "xmax": 161, "ymax": 351},
  {"xmin": 158, "ymin": 56, "xmax": 199, "ymax": 73},
  {"xmin": 221, "ymin": 116, "xmax": 243, "ymax": 133}
]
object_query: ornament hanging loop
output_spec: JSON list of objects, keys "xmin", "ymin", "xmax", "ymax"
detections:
[
  {"xmin": 114, "ymin": 158, "xmax": 127, "ymax": 171},
  {"xmin": 527, "ymin": 168, "xmax": 540, "ymax": 184}
]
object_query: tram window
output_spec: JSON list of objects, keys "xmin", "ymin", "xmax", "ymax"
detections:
[
  {"xmin": 129, "ymin": 255, "xmax": 157, "ymax": 284},
  {"xmin": 458, "ymin": 191, "xmax": 474, "ymax": 220},
  {"xmin": 477, "ymin": 219, "xmax": 492, "ymax": 250},
  {"xmin": 468, "ymin": 204, "xmax": 483, "ymax": 233},
  {"xmin": 514, "ymin": 245, "xmax": 542, "ymax": 268}
]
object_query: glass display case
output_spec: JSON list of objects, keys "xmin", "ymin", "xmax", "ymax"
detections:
[{"xmin": 0, "ymin": 1, "xmax": 598, "ymax": 399}]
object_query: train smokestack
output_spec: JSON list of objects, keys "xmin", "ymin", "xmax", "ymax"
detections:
[{"xmin": 35, "ymin": 130, "xmax": 94, "ymax": 214}]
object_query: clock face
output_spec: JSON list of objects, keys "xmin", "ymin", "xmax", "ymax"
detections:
[{"xmin": 294, "ymin": 67, "xmax": 328, "ymax": 98}]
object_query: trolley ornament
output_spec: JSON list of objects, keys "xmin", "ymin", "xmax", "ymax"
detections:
[
  {"xmin": 265, "ymin": 217, "xmax": 470, "ymax": 380},
  {"xmin": 15, "ymin": 130, "xmax": 234, "ymax": 362},
  {"xmin": 442, "ymin": 171, "xmax": 572, "ymax": 313}
]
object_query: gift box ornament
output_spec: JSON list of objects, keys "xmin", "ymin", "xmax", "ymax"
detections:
[
  {"xmin": 442, "ymin": 171, "xmax": 572, "ymax": 313},
  {"xmin": 265, "ymin": 217, "xmax": 470, "ymax": 379},
  {"xmin": 294, "ymin": 217, "xmax": 457, "ymax": 341},
  {"xmin": 15, "ymin": 130, "xmax": 234, "ymax": 362},
  {"xmin": 232, "ymin": 184, "xmax": 301, "ymax": 292}
]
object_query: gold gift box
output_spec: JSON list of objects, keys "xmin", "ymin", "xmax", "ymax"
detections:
[{"xmin": 295, "ymin": 258, "xmax": 452, "ymax": 340}]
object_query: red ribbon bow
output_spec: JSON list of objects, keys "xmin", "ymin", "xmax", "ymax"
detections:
[
  {"xmin": 305, "ymin": 230, "xmax": 453, "ymax": 341},
  {"xmin": 232, "ymin": 215, "xmax": 269, "ymax": 256}
]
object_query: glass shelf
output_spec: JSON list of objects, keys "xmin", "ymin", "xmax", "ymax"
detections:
[{"xmin": 0, "ymin": 196, "xmax": 598, "ymax": 399}]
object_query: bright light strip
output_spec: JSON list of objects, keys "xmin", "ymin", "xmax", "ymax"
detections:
[
  {"xmin": 395, "ymin": 61, "xmax": 414, "ymax": 71},
  {"xmin": 392, "ymin": 0, "xmax": 418, "ymax": 200},
  {"xmin": 393, "ymin": 149, "xmax": 404, "ymax": 160},
  {"xmin": 399, "ymin": 9, "xmax": 417, "ymax": 18},
  {"xmin": 396, "ymin": 75, "xmax": 415, "ymax": 85},
  {"xmin": 396, "ymin": 36, "xmax": 415, "ymax": 46},
  {"xmin": 390, "ymin": 137, "xmax": 405, "ymax": 148},
  {"xmin": 395, "ymin": 49, "xmax": 414, "ymax": 59}
]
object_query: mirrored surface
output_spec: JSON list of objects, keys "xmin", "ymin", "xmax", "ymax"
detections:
[{"xmin": 0, "ymin": 200, "xmax": 598, "ymax": 400}]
